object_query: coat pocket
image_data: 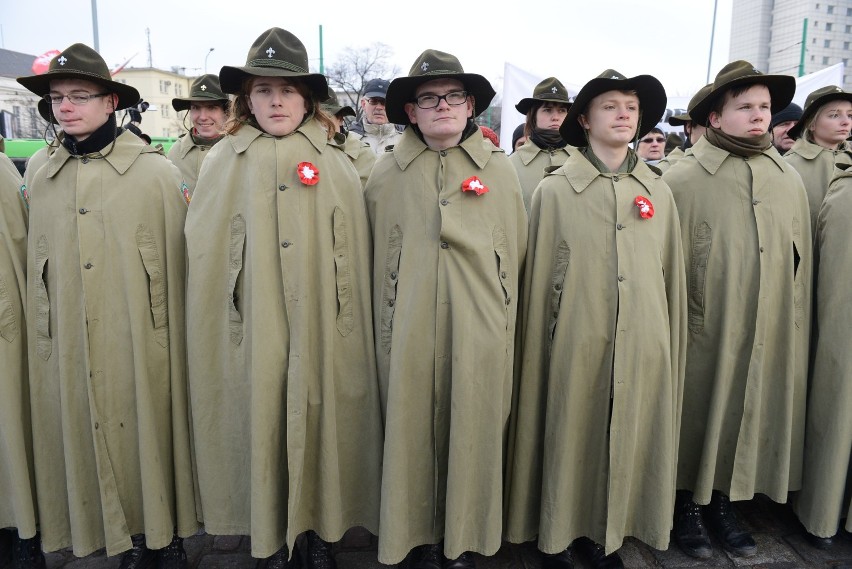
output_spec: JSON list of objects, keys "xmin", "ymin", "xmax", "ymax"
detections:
[
  {"xmin": 549, "ymin": 241, "xmax": 570, "ymax": 352},
  {"xmin": 332, "ymin": 207, "xmax": 354, "ymax": 336},
  {"xmin": 688, "ymin": 222, "xmax": 712, "ymax": 334},
  {"xmin": 228, "ymin": 215, "xmax": 246, "ymax": 345},
  {"xmin": 380, "ymin": 225, "xmax": 402, "ymax": 353},
  {"xmin": 34, "ymin": 236, "xmax": 51, "ymax": 359},
  {"xmin": 493, "ymin": 226, "xmax": 513, "ymax": 308},
  {"xmin": 136, "ymin": 225, "xmax": 169, "ymax": 348},
  {"xmin": 0, "ymin": 275, "xmax": 19, "ymax": 343},
  {"xmin": 792, "ymin": 217, "xmax": 804, "ymax": 329}
]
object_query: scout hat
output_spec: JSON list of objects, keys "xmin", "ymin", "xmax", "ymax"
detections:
[
  {"xmin": 321, "ymin": 86, "xmax": 356, "ymax": 118},
  {"xmin": 363, "ymin": 78, "xmax": 390, "ymax": 99},
  {"xmin": 515, "ymin": 77, "xmax": 572, "ymax": 115},
  {"xmin": 788, "ymin": 85, "xmax": 852, "ymax": 139},
  {"xmin": 219, "ymin": 27, "xmax": 328, "ymax": 100},
  {"xmin": 689, "ymin": 60, "xmax": 795, "ymax": 125},
  {"xmin": 668, "ymin": 83, "xmax": 713, "ymax": 126},
  {"xmin": 385, "ymin": 49, "xmax": 495, "ymax": 125},
  {"xmin": 560, "ymin": 69, "xmax": 666, "ymax": 147},
  {"xmin": 17, "ymin": 43, "xmax": 140, "ymax": 111},
  {"xmin": 172, "ymin": 74, "xmax": 228, "ymax": 111}
]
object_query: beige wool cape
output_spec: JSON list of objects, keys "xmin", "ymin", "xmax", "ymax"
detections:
[
  {"xmin": 0, "ymin": 154, "xmax": 37, "ymax": 539},
  {"xmin": 783, "ymin": 137, "xmax": 852, "ymax": 232},
  {"xmin": 663, "ymin": 136, "xmax": 812, "ymax": 504},
  {"xmin": 504, "ymin": 151, "xmax": 687, "ymax": 555},
  {"xmin": 167, "ymin": 133, "xmax": 221, "ymax": 198},
  {"xmin": 364, "ymin": 127, "xmax": 528, "ymax": 564},
  {"xmin": 509, "ymin": 141, "xmax": 571, "ymax": 212},
  {"xmin": 185, "ymin": 119, "xmax": 383, "ymax": 559},
  {"xmin": 26, "ymin": 130, "xmax": 197, "ymax": 556},
  {"xmin": 793, "ymin": 164, "xmax": 852, "ymax": 538}
]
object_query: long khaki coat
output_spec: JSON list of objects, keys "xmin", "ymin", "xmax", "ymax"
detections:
[
  {"xmin": 509, "ymin": 141, "xmax": 571, "ymax": 212},
  {"xmin": 0, "ymin": 154, "xmax": 37, "ymax": 539},
  {"xmin": 26, "ymin": 130, "xmax": 196, "ymax": 556},
  {"xmin": 657, "ymin": 146, "xmax": 685, "ymax": 173},
  {"xmin": 783, "ymin": 137, "xmax": 852, "ymax": 232},
  {"xmin": 504, "ymin": 152, "xmax": 687, "ymax": 554},
  {"xmin": 663, "ymin": 137, "xmax": 812, "ymax": 504},
  {"xmin": 365, "ymin": 127, "xmax": 527, "ymax": 564},
  {"xmin": 167, "ymin": 133, "xmax": 220, "ymax": 197},
  {"xmin": 793, "ymin": 164, "xmax": 852, "ymax": 538},
  {"xmin": 185, "ymin": 120, "xmax": 382, "ymax": 559}
]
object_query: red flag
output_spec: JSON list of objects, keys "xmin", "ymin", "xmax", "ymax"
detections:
[{"xmin": 32, "ymin": 50, "xmax": 61, "ymax": 75}]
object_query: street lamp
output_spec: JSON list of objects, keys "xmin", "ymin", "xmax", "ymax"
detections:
[{"xmin": 204, "ymin": 48, "xmax": 214, "ymax": 74}]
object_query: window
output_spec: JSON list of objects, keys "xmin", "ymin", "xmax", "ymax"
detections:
[
  {"xmin": 159, "ymin": 80, "xmax": 168, "ymax": 93},
  {"xmin": 844, "ymin": 41, "xmax": 850, "ymax": 49},
  {"xmin": 846, "ymin": 25, "xmax": 852, "ymax": 33},
  {"xmin": 163, "ymin": 128, "xmax": 170, "ymax": 137},
  {"xmin": 848, "ymin": 7, "xmax": 852, "ymax": 15},
  {"xmin": 814, "ymin": 20, "xmax": 819, "ymax": 27},
  {"xmin": 175, "ymin": 83, "xmax": 183, "ymax": 97},
  {"xmin": 825, "ymin": 39, "xmax": 832, "ymax": 47},
  {"xmin": 813, "ymin": 37, "xmax": 818, "ymax": 44},
  {"xmin": 827, "ymin": 5, "xmax": 834, "ymax": 13},
  {"xmin": 161, "ymin": 106, "xmax": 169, "ymax": 118},
  {"xmin": 823, "ymin": 56, "xmax": 830, "ymax": 64},
  {"xmin": 826, "ymin": 22, "xmax": 833, "ymax": 31},
  {"xmin": 811, "ymin": 54, "xmax": 816, "ymax": 61}
]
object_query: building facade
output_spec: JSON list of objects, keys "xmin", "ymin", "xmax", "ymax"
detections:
[
  {"xmin": 113, "ymin": 67, "xmax": 195, "ymax": 139},
  {"xmin": 731, "ymin": 0, "xmax": 852, "ymax": 88},
  {"xmin": 0, "ymin": 48, "xmax": 47, "ymax": 139}
]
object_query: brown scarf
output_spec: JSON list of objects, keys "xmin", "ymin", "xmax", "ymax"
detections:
[{"xmin": 705, "ymin": 126, "xmax": 771, "ymax": 157}]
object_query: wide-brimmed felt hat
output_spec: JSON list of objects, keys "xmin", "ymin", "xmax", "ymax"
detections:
[
  {"xmin": 321, "ymin": 86, "xmax": 355, "ymax": 118},
  {"xmin": 560, "ymin": 69, "xmax": 666, "ymax": 147},
  {"xmin": 219, "ymin": 27, "xmax": 328, "ymax": 100},
  {"xmin": 788, "ymin": 85, "xmax": 852, "ymax": 139},
  {"xmin": 515, "ymin": 77, "xmax": 572, "ymax": 115},
  {"xmin": 385, "ymin": 49, "xmax": 495, "ymax": 125},
  {"xmin": 669, "ymin": 83, "xmax": 713, "ymax": 126},
  {"xmin": 172, "ymin": 74, "xmax": 229, "ymax": 111},
  {"xmin": 17, "ymin": 43, "xmax": 140, "ymax": 111},
  {"xmin": 689, "ymin": 60, "xmax": 795, "ymax": 126}
]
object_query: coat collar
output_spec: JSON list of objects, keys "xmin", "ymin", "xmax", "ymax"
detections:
[
  {"xmin": 391, "ymin": 126, "xmax": 497, "ymax": 171},
  {"xmin": 788, "ymin": 136, "xmax": 852, "ymax": 160},
  {"xmin": 515, "ymin": 140, "xmax": 571, "ymax": 166},
  {"xmin": 46, "ymin": 129, "xmax": 147, "ymax": 178},
  {"xmin": 227, "ymin": 117, "xmax": 330, "ymax": 155},
  {"xmin": 557, "ymin": 148, "xmax": 660, "ymax": 195},
  {"xmin": 690, "ymin": 135, "xmax": 787, "ymax": 174}
]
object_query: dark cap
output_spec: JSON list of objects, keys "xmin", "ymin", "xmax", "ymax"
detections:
[
  {"xmin": 363, "ymin": 78, "xmax": 390, "ymax": 99},
  {"xmin": 770, "ymin": 102, "xmax": 803, "ymax": 130}
]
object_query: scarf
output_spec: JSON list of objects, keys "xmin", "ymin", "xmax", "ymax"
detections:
[
  {"xmin": 581, "ymin": 146, "xmax": 638, "ymax": 174},
  {"xmin": 191, "ymin": 130, "xmax": 223, "ymax": 147},
  {"xmin": 62, "ymin": 114, "xmax": 120, "ymax": 156},
  {"xmin": 705, "ymin": 126, "xmax": 771, "ymax": 157},
  {"xmin": 529, "ymin": 127, "xmax": 568, "ymax": 150}
]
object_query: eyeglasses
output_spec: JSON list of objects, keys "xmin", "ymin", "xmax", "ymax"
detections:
[
  {"xmin": 414, "ymin": 90, "xmax": 468, "ymax": 110},
  {"xmin": 640, "ymin": 136, "xmax": 666, "ymax": 144},
  {"xmin": 45, "ymin": 92, "xmax": 110, "ymax": 106},
  {"xmin": 366, "ymin": 97, "xmax": 386, "ymax": 106}
]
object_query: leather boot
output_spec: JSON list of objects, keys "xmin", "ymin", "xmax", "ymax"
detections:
[
  {"xmin": 12, "ymin": 533, "xmax": 45, "ymax": 569},
  {"xmin": 673, "ymin": 490, "xmax": 712, "ymax": 559},
  {"xmin": 304, "ymin": 531, "xmax": 335, "ymax": 569},
  {"xmin": 157, "ymin": 535, "xmax": 187, "ymax": 569},
  {"xmin": 256, "ymin": 544, "xmax": 297, "ymax": 569},
  {"xmin": 804, "ymin": 531, "xmax": 835, "ymax": 550},
  {"xmin": 443, "ymin": 551, "xmax": 474, "ymax": 569},
  {"xmin": 540, "ymin": 546, "xmax": 574, "ymax": 569},
  {"xmin": 118, "ymin": 534, "xmax": 157, "ymax": 569},
  {"xmin": 573, "ymin": 537, "xmax": 623, "ymax": 569},
  {"xmin": 0, "ymin": 529, "xmax": 13, "ymax": 569},
  {"xmin": 703, "ymin": 491, "xmax": 756, "ymax": 557},
  {"xmin": 407, "ymin": 543, "xmax": 442, "ymax": 569}
]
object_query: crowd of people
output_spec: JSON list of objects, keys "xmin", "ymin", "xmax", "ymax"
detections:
[{"xmin": 0, "ymin": 25, "xmax": 850, "ymax": 569}]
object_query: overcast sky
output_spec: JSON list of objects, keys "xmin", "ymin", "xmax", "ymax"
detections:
[{"xmin": 2, "ymin": 0, "xmax": 733, "ymax": 99}]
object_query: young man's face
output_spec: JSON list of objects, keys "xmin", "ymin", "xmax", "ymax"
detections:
[
  {"xmin": 709, "ymin": 84, "xmax": 771, "ymax": 138},
  {"xmin": 637, "ymin": 130, "xmax": 666, "ymax": 160},
  {"xmin": 48, "ymin": 78, "xmax": 114, "ymax": 141},
  {"xmin": 190, "ymin": 102, "xmax": 226, "ymax": 139},
  {"xmin": 361, "ymin": 95, "xmax": 389, "ymax": 125},
  {"xmin": 579, "ymin": 90, "xmax": 639, "ymax": 149},
  {"xmin": 247, "ymin": 76, "xmax": 308, "ymax": 137},
  {"xmin": 404, "ymin": 78, "xmax": 473, "ymax": 151},
  {"xmin": 771, "ymin": 120, "xmax": 797, "ymax": 152}
]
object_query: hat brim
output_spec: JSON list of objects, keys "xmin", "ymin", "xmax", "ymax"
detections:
[
  {"xmin": 385, "ymin": 73, "xmax": 495, "ymax": 125},
  {"xmin": 219, "ymin": 65, "xmax": 328, "ymax": 101},
  {"xmin": 323, "ymin": 105, "xmax": 356, "ymax": 118},
  {"xmin": 515, "ymin": 96, "xmax": 572, "ymax": 115},
  {"xmin": 560, "ymin": 75, "xmax": 667, "ymax": 147},
  {"xmin": 668, "ymin": 112, "xmax": 691, "ymax": 126},
  {"xmin": 18, "ymin": 71, "xmax": 140, "ymax": 111},
  {"xmin": 788, "ymin": 91, "xmax": 852, "ymax": 139},
  {"xmin": 690, "ymin": 74, "xmax": 795, "ymax": 126},
  {"xmin": 172, "ymin": 94, "xmax": 230, "ymax": 112}
]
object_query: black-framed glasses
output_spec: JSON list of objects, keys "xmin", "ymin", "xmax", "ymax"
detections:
[
  {"xmin": 366, "ymin": 97, "xmax": 386, "ymax": 106},
  {"xmin": 44, "ymin": 92, "xmax": 110, "ymax": 106},
  {"xmin": 414, "ymin": 90, "xmax": 468, "ymax": 109},
  {"xmin": 640, "ymin": 136, "xmax": 666, "ymax": 144}
]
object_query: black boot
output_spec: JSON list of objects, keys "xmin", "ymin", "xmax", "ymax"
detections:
[
  {"xmin": 0, "ymin": 529, "xmax": 13, "ymax": 569},
  {"xmin": 12, "ymin": 532, "xmax": 45, "ymax": 569},
  {"xmin": 304, "ymin": 531, "xmax": 335, "ymax": 569},
  {"xmin": 257, "ymin": 544, "xmax": 297, "ymax": 569},
  {"xmin": 573, "ymin": 537, "xmax": 623, "ymax": 569},
  {"xmin": 540, "ymin": 546, "xmax": 574, "ymax": 569},
  {"xmin": 673, "ymin": 490, "xmax": 712, "ymax": 559},
  {"xmin": 443, "ymin": 551, "xmax": 474, "ymax": 569},
  {"xmin": 703, "ymin": 491, "xmax": 756, "ymax": 557},
  {"xmin": 118, "ymin": 534, "xmax": 157, "ymax": 569},
  {"xmin": 407, "ymin": 543, "xmax": 442, "ymax": 569},
  {"xmin": 804, "ymin": 531, "xmax": 835, "ymax": 550},
  {"xmin": 157, "ymin": 535, "xmax": 187, "ymax": 569}
]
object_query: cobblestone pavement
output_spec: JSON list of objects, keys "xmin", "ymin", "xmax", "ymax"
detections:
[{"xmin": 17, "ymin": 496, "xmax": 852, "ymax": 569}]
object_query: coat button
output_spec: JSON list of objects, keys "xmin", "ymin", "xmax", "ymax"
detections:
[
  {"xmin": 554, "ymin": 283, "xmax": 561, "ymax": 290},
  {"xmin": 440, "ymin": 199, "xmax": 449, "ymax": 206},
  {"xmin": 279, "ymin": 185, "xmax": 287, "ymax": 191},
  {"xmin": 81, "ymin": 157, "xmax": 89, "ymax": 164},
  {"xmin": 505, "ymin": 298, "xmax": 511, "ymax": 305},
  {"xmin": 440, "ymin": 151, "xmax": 448, "ymax": 157},
  {"xmin": 752, "ymin": 199, "xmax": 760, "ymax": 205},
  {"xmin": 616, "ymin": 223, "xmax": 624, "ymax": 230},
  {"xmin": 617, "ymin": 275, "xmax": 625, "ymax": 282},
  {"xmin": 390, "ymin": 271, "xmax": 398, "ymax": 279},
  {"xmin": 79, "ymin": 208, "xmax": 88, "ymax": 214},
  {"xmin": 388, "ymin": 300, "xmax": 395, "ymax": 307},
  {"xmin": 84, "ymin": 262, "xmax": 93, "ymax": 269},
  {"xmin": 440, "ymin": 242, "xmax": 449, "ymax": 249},
  {"xmin": 613, "ymin": 175, "xmax": 619, "ymax": 182},
  {"xmin": 281, "ymin": 240, "xmax": 291, "ymax": 248},
  {"xmin": 500, "ymin": 271, "xmax": 507, "ymax": 279},
  {"xmin": 759, "ymin": 246, "xmax": 764, "ymax": 252}
]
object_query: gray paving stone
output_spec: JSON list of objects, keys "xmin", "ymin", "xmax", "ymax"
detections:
[
  {"xmin": 727, "ymin": 533, "xmax": 798, "ymax": 567},
  {"xmin": 62, "ymin": 552, "xmax": 119, "ymax": 569},
  {"xmin": 196, "ymin": 552, "xmax": 255, "ymax": 569},
  {"xmin": 213, "ymin": 536, "xmax": 243, "ymax": 552}
]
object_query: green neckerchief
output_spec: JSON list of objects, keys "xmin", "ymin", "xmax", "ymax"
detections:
[
  {"xmin": 705, "ymin": 126, "xmax": 771, "ymax": 157},
  {"xmin": 581, "ymin": 145, "xmax": 638, "ymax": 174}
]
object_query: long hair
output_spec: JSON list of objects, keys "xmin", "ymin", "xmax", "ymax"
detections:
[{"xmin": 224, "ymin": 76, "xmax": 337, "ymax": 140}]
